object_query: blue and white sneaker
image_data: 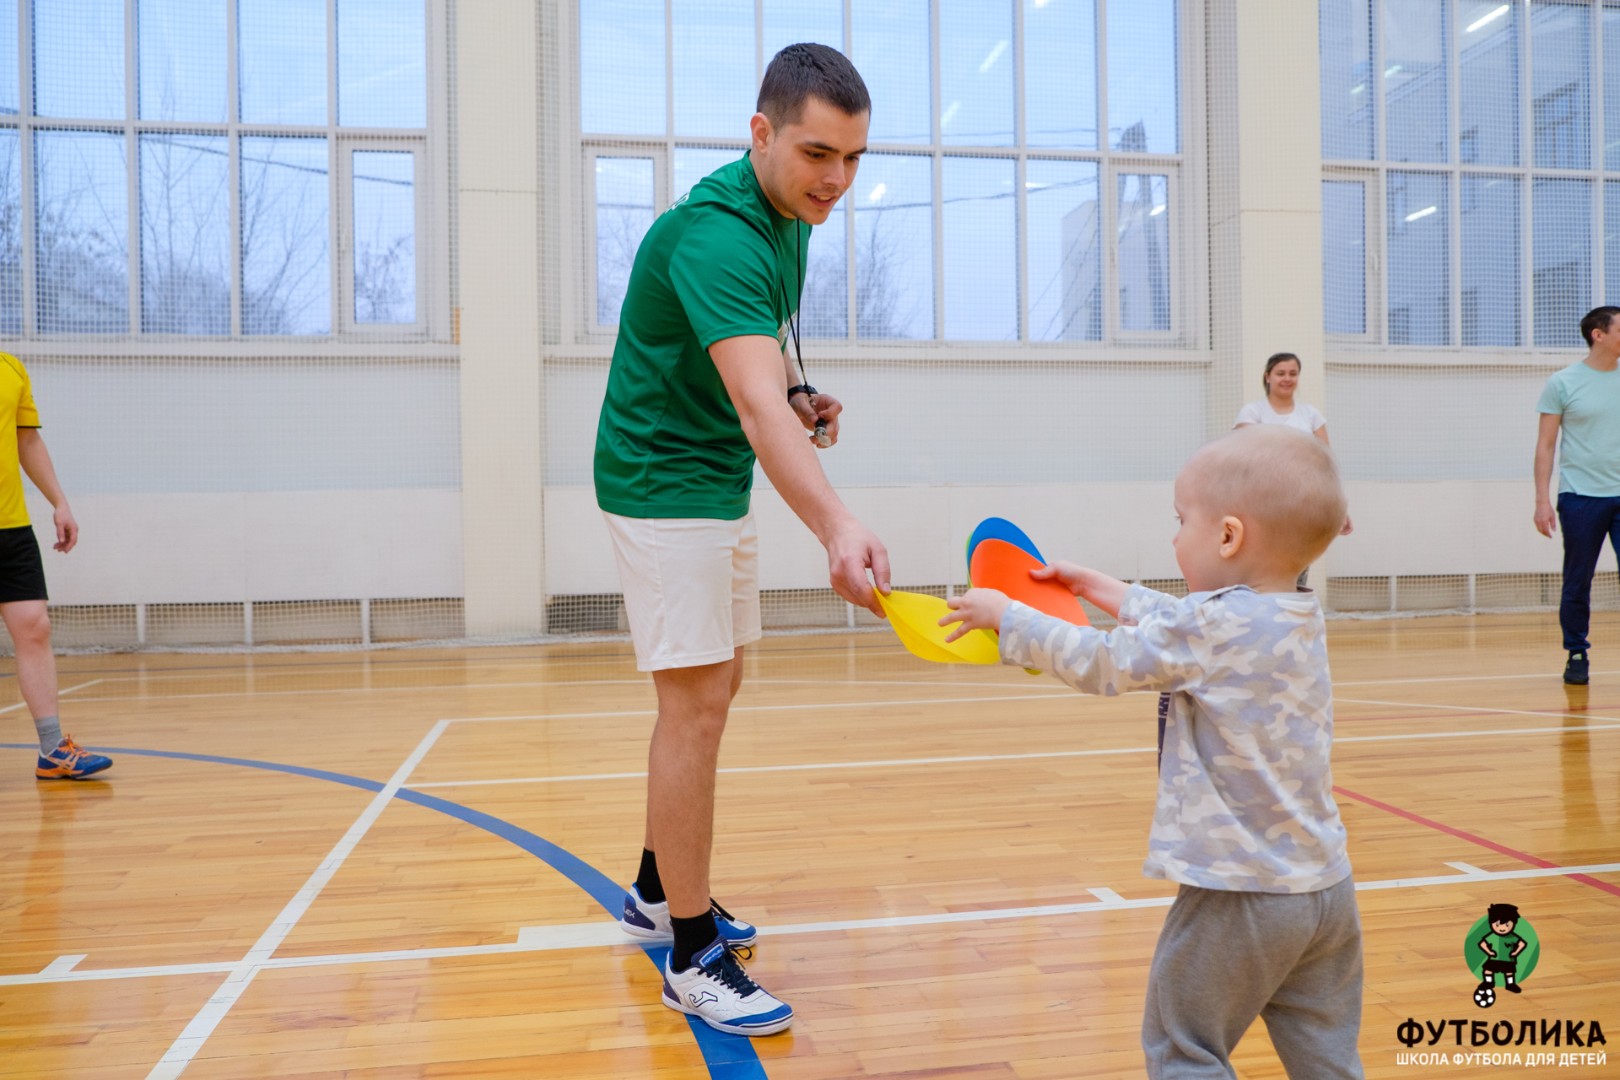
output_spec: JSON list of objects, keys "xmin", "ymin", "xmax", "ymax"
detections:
[
  {"xmin": 621, "ymin": 884, "xmax": 758, "ymax": 948},
  {"xmin": 662, "ymin": 937, "xmax": 793, "ymax": 1036}
]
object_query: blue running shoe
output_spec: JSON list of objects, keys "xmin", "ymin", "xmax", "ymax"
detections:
[
  {"xmin": 621, "ymin": 884, "xmax": 757, "ymax": 948},
  {"xmin": 36, "ymin": 736, "xmax": 112, "ymax": 780},
  {"xmin": 662, "ymin": 937, "xmax": 793, "ymax": 1036}
]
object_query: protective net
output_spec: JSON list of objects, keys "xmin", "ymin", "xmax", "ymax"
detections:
[
  {"xmin": 1, "ymin": 1, "xmax": 1616, "ymax": 652},
  {"xmin": 0, "ymin": 0, "xmax": 458, "ymax": 651}
]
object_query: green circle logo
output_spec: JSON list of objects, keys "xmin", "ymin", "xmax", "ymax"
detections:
[{"xmin": 1463, "ymin": 912, "xmax": 1539, "ymax": 984}]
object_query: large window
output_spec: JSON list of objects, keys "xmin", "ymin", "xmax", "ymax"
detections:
[
  {"xmin": 0, "ymin": 0, "xmax": 434, "ymax": 339},
  {"xmin": 579, "ymin": 0, "xmax": 1185, "ymax": 345},
  {"xmin": 1321, "ymin": 0, "xmax": 1616, "ymax": 350}
]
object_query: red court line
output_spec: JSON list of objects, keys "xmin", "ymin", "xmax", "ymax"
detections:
[{"xmin": 1333, "ymin": 785, "xmax": 1620, "ymax": 900}]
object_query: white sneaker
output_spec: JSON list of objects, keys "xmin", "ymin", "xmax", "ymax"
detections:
[
  {"xmin": 621, "ymin": 884, "xmax": 758, "ymax": 947},
  {"xmin": 661, "ymin": 938, "xmax": 794, "ymax": 1036}
]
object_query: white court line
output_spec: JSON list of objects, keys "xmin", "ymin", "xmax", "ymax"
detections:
[
  {"xmin": 1335, "ymin": 668, "xmax": 1620, "ymax": 688},
  {"xmin": 440, "ymin": 690, "xmax": 1080, "ymax": 725},
  {"xmin": 22, "ymin": 681, "xmax": 1079, "ymax": 710},
  {"xmin": 1446, "ymin": 862, "xmax": 1487, "ymax": 877},
  {"xmin": 1335, "ymin": 696, "xmax": 1617, "ymax": 725},
  {"xmin": 416, "ymin": 711, "xmax": 1620, "ymax": 789},
  {"xmin": 40, "ymin": 954, "xmax": 86, "ymax": 975},
  {"xmin": 12, "ymin": 859, "xmax": 1620, "ymax": 990},
  {"xmin": 1336, "ymin": 720, "xmax": 1620, "ymax": 744},
  {"xmin": 411, "ymin": 745, "xmax": 1151, "ymax": 788},
  {"xmin": 0, "ymin": 677, "xmax": 103, "ymax": 714},
  {"xmin": 145, "ymin": 718, "xmax": 452, "ymax": 1080}
]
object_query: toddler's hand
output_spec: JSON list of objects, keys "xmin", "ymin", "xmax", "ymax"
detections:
[
  {"xmin": 1030, "ymin": 560, "xmax": 1091, "ymax": 596},
  {"xmin": 940, "ymin": 588, "xmax": 1011, "ymax": 642}
]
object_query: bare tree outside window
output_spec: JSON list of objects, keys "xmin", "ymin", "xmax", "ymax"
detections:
[
  {"xmin": 0, "ymin": 132, "xmax": 22, "ymax": 334},
  {"xmin": 240, "ymin": 136, "xmax": 331, "ymax": 335},
  {"xmin": 140, "ymin": 133, "xmax": 231, "ymax": 334},
  {"xmin": 34, "ymin": 130, "xmax": 129, "ymax": 334},
  {"xmin": 353, "ymin": 151, "xmax": 417, "ymax": 325}
]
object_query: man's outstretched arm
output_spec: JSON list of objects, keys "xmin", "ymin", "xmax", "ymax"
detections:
[{"xmin": 711, "ymin": 334, "xmax": 889, "ymax": 613}]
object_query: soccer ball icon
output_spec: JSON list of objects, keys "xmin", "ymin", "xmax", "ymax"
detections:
[{"xmin": 1474, "ymin": 983, "xmax": 1497, "ymax": 1009}]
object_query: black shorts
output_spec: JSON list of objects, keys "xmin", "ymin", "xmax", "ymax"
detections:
[{"xmin": 0, "ymin": 525, "xmax": 48, "ymax": 603}]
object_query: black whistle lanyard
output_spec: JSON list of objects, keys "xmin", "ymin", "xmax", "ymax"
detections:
[
  {"xmin": 787, "ymin": 220, "xmax": 807, "ymax": 386},
  {"xmin": 785, "ymin": 220, "xmax": 829, "ymax": 446}
]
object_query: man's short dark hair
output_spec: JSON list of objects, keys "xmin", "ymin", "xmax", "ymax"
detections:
[
  {"xmin": 757, "ymin": 43, "xmax": 870, "ymax": 128},
  {"xmin": 1581, "ymin": 306, "xmax": 1620, "ymax": 346}
]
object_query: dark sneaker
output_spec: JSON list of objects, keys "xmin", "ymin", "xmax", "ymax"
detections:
[
  {"xmin": 1565, "ymin": 651, "xmax": 1590, "ymax": 685},
  {"xmin": 1505, "ymin": 982, "xmax": 1522, "ymax": 993}
]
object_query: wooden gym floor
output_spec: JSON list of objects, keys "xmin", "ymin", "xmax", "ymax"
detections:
[{"xmin": 2, "ymin": 611, "xmax": 1617, "ymax": 1079}]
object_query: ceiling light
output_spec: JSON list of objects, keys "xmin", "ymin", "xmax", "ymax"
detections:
[
  {"xmin": 979, "ymin": 40, "xmax": 1009, "ymax": 74},
  {"xmin": 1465, "ymin": 5, "xmax": 1510, "ymax": 33}
]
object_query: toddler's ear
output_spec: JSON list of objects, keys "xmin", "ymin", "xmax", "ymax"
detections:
[{"xmin": 1218, "ymin": 515, "xmax": 1245, "ymax": 558}]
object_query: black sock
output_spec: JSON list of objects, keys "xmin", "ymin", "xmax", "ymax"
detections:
[
  {"xmin": 671, "ymin": 916, "xmax": 717, "ymax": 973},
  {"xmin": 635, "ymin": 848, "xmax": 665, "ymax": 904}
]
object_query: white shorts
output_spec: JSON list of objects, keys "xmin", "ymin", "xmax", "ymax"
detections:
[{"xmin": 602, "ymin": 511, "xmax": 762, "ymax": 672}]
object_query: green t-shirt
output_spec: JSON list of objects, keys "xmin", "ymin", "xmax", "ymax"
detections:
[
  {"xmin": 1482, "ymin": 931, "xmax": 1522, "ymax": 966},
  {"xmin": 594, "ymin": 153, "xmax": 808, "ymax": 520},
  {"xmin": 1537, "ymin": 361, "xmax": 1620, "ymax": 497}
]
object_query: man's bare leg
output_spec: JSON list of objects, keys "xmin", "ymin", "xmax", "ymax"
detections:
[
  {"xmin": 643, "ymin": 647, "xmax": 744, "ymax": 851},
  {"xmin": 3, "ymin": 599, "xmax": 59, "ymax": 723},
  {"xmin": 646, "ymin": 647, "xmax": 744, "ymax": 931}
]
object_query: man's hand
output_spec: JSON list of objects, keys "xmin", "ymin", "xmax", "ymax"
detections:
[
  {"xmin": 1535, "ymin": 501, "xmax": 1557, "ymax": 538},
  {"xmin": 790, "ymin": 391, "xmax": 841, "ymax": 445},
  {"xmin": 53, "ymin": 503, "xmax": 78, "ymax": 553},
  {"xmin": 826, "ymin": 518, "xmax": 889, "ymax": 615},
  {"xmin": 940, "ymin": 588, "xmax": 1011, "ymax": 642}
]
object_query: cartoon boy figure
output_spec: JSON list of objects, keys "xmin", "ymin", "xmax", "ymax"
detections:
[{"xmin": 1476, "ymin": 903, "xmax": 1527, "ymax": 994}]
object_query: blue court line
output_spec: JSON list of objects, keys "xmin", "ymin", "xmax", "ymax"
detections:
[{"xmin": 5, "ymin": 742, "xmax": 769, "ymax": 1078}]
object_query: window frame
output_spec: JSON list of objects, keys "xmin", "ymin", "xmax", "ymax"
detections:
[
  {"xmin": 0, "ymin": 0, "xmax": 448, "ymax": 348},
  {"xmin": 339, "ymin": 140, "xmax": 427, "ymax": 335},
  {"xmin": 1322, "ymin": 171, "xmax": 1381, "ymax": 342},
  {"xmin": 572, "ymin": 0, "xmax": 1201, "ymax": 354},
  {"xmin": 581, "ymin": 143, "xmax": 666, "ymax": 336},
  {"xmin": 1324, "ymin": 0, "xmax": 1616, "ymax": 357}
]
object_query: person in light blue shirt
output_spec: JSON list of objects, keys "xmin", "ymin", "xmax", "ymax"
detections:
[
  {"xmin": 1534, "ymin": 306, "xmax": 1620, "ymax": 686},
  {"xmin": 942, "ymin": 425, "xmax": 1362, "ymax": 1079}
]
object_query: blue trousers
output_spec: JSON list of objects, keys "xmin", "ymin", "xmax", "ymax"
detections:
[{"xmin": 1557, "ymin": 492, "xmax": 1620, "ymax": 651}]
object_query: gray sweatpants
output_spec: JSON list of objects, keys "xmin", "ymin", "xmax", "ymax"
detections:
[{"xmin": 1141, "ymin": 876, "xmax": 1364, "ymax": 1079}]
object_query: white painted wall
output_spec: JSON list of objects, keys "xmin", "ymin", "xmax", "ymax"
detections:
[{"xmin": 31, "ymin": 489, "xmax": 463, "ymax": 604}]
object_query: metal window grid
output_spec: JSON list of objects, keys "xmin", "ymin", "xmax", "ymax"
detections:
[
  {"xmin": 575, "ymin": 0, "xmax": 1195, "ymax": 352},
  {"xmin": 0, "ymin": 0, "xmax": 446, "ymax": 351}
]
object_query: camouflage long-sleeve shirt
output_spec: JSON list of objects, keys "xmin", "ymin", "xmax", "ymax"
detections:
[{"xmin": 998, "ymin": 583, "xmax": 1351, "ymax": 894}]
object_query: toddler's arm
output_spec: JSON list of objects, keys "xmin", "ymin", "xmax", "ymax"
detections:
[{"xmin": 998, "ymin": 587, "xmax": 1207, "ymax": 696}]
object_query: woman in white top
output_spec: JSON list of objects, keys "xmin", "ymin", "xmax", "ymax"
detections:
[
  {"xmin": 1234, "ymin": 352, "xmax": 1333, "ymax": 442},
  {"xmin": 1234, "ymin": 353, "xmax": 1352, "ymax": 586}
]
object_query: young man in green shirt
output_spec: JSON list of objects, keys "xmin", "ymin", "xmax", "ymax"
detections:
[
  {"xmin": 1535, "ymin": 306, "xmax": 1620, "ymax": 685},
  {"xmin": 594, "ymin": 44, "xmax": 889, "ymax": 1036}
]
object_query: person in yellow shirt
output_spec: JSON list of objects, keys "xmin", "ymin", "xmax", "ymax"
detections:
[{"xmin": 0, "ymin": 353, "xmax": 111, "ymax": 779}]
